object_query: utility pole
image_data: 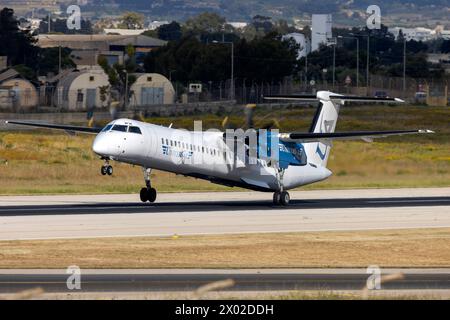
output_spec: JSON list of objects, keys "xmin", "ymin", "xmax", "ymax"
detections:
[
  {"xmin": 338, "ymin": 35, "xmax": 359, "ymax": 88},
  {"xmin": 366, "ymin": 35, "xmax": 370, "ymax": 90},
  {"xmin": 212, "ymin": 40, "xmax": 234, "ymax": 100},
  {"xmin": 231, "ymin": 41, "xmax": 234, "ymax": 100},
  {"xmin": 403, "ymin": 38, "xmax": 406, "ymax": 94},
  {"xmin": 58, "ymin": 41, "xmax": 61, "ymax": 74},
  {"xmin": 331, "ymin": 37, "xmax": 336, "ymax": 89}
]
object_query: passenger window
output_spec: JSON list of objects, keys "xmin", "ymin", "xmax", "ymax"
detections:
[
  {"xmin": 170, "ymin": 141, "xmax": 173, "ymax": 146},
  {"xmin": 161, "ymin": 138, "xmax": 164, "ymax": 144},
  {"xmin": 165, "ymin": 139, "xmax": 169, "ymax": 145},
  {"xmin": 129, "ymin": 126, "xmax": 142, "ymax": 134},
  {"xmin": 112, "ymin": 125, "xmax": 127, "ymax": 132}
]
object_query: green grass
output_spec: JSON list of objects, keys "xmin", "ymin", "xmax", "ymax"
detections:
[{"xmin": 0, "ymin": 105, "xmax": 448, "ymax": 195}]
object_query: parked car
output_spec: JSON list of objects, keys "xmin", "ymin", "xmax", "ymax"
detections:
[
  {"xmin": 374, "ymin": 91, "xmax": 389, "ymax": 99},
  {"xmin": 415, "ymin": 91, "xmax": 427, "ymax": 104}
]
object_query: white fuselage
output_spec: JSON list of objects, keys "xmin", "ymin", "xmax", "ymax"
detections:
[{"xmin": 92, "ymin": 119, "xmax": 332, "ymax": 192}]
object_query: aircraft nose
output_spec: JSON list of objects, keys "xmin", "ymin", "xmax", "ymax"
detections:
[{"xmin": 92, "ymin": 135, "xmax": 110, "ymax": 156}]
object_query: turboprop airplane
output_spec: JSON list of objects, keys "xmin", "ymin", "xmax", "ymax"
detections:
[{"xmin": 6, "ymin": 91, "xmax": 433, "ymax": 206}]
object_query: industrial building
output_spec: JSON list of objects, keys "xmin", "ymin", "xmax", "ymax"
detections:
[
  {"xmin": 55, "ymin": 69, "xmax": 110, "ymax": 111},
  {"xmin": 0, "ymin": 68, "xmax": 38, "ymax": 111},
  {"xmin": 311, "ymin": 14, "xmax": 333, "ymax": 52},
  {"xmin": 129, "ymin": 73, "xmax": 175, "ymax": 107}
]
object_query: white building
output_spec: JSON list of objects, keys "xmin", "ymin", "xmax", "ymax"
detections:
[
  {"xmin": 148, "ymin": 21, "xmax": 170, "ymax": 30},
  {"xmin": 283, "ymin": 33, "xmax": 311, "ymax": 59},
  {"xmin": 228, "ymin": 22, "xmax": 248, "ymax": 30},
  {"xmin": 104, "ymin": 29, "xmax": 147, "ymax": 36},
  {"xmin": 389, "ymin": 27, "xmax": 434, "ymax": 41},
  {"xmin": 440, "ymin": 30, "xmax": 450, "ymax": 40},
  {"xmin": 311, "ymin": 14, "xmax": 332, "ymax": 52}
]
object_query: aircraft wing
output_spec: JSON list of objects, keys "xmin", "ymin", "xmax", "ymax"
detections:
[
  {"xmin": 5, "ymin": 120, "xmax": 102, "ymax": 134},
  {"xmin": 279, "ymin": 129, "xmax": 434, "ymax": 143}
]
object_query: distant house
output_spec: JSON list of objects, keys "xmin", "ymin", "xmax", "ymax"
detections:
[
  {"xmin": 103, "ymin": 29, "xmax": 147, "ymax": 36},
  {"xmin": 427, "ymin": 53, "xmax": 450, "ymax": 74},
  {"xmin": 55, "ymin": 69, "xmax": 110, "ymax": 111},
  {"xmin": 129, "ymin": 73, "xmax": 175, "ymax": 107},
  {"xmin": 37, "ymin": 34, "xmax": 166, "ymax": 52},
  {"xmin": 70, "ymin": 50, "xmax": 124, "ymax": 69},
  {"xmin": 38, "ymin": 34, "xmax": 167, "ymax": 66},
  {"xmin": 0, "ymin": 68, "xmax": 38, "ymax": 111}
]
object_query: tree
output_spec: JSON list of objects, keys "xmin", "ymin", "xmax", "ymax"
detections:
[
  {"xmin": 441, "ymin": 40, "xmax": 450, "ymax": 53},
  {"xmin": 0, "ymin": 8, "xmax": 38, "ymax": 69},
  {"xmin": 185, "ymin": 12, "xmax": 226, "ymax": 34},
  {"xmin": 38, "ymin": 47, "xmax": 75, "ymax": 76},
  {"xmin": 144, "ymin": 33, "xmax": 298, "ymax": 84},
  {"xmin": 157, "ymin": 21, "xmax": 182, "ymax": 41},
  {"xmin": 118, "ymin": 12, "xmax": 145, "ymax": 29}
]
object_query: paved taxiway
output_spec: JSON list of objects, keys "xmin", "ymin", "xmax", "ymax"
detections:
[
  {"xmin": 0, "ymin": 188, "xmax": 449, "ymax": 240},
  {"xmin": 0, "ymin": 269, "xmax": 449, "ymax": 293}
]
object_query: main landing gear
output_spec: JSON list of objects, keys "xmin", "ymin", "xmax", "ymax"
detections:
[
  {"xmin": 140, "ymin": 167, "xmax": 157, "ymax": 203},
  {"xmin": 100, "ymin": 159, "xmax": 113, "ymax": 176},
  {"xmin": 273, "ymin": 167, "xmax": 290, "ymax": 206},
  {"xmin": 273, "ymin": 190, "xmax": 290, "ymax": 206}
]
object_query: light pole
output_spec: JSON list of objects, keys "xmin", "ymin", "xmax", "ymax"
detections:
[
  {"xmin": 318, "ymin": 33, "xmax": 336, "ymax": 88},
  {"xmin": 338, "ymin": 35, "xmax": 359, "ymax": 88},
  {"xmin": 329, "ymin": 37, "xmax": 337, "ymax": 89},
  {"xmin": 213, "ymin": 40, "xmax": 234, "ymax": 100},
  {"xmin": 351, "ymin": 33, "xmax": 370, "ymax": 91},
  {"xmin": 169, "ymin": 69, "xmax": 176, "ymax": 82}
]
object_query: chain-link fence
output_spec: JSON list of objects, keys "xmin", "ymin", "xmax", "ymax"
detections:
[{"xmin": 0, "ymin": 75, "xmax": 448, "ymax": 112}]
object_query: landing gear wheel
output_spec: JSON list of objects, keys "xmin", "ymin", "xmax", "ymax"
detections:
[
  {"xmin": 101, "ymin": 166, "xmax": 107, "ymax": 175},
  {"xmin": 140, "ymin": 188, "xmax": 148, "ymax": 202},
  {"xmin": 106, "ymin": 165, "xmax": 113, "ymax": 176},
  {"xmin": 280, "ymin": 191, "xmax": 290, "ymax": 206},
  {"xmin": 147, "ymin": 188, "xmax": 157, "ymax": 203},
  {"xmin": 273, "ymin": 192, "xmax": 281, "ymax": 205}
]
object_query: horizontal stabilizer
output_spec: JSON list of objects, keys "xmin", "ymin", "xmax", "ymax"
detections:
[
  {"xmin": 5, "ymin": 120, "xmax": 102, "ymax": 134},
  {"xmin": 264, "ymin": 94, "xmax": 404, "ymax": 103},
  {"xmin": 264, "ymin": 94, "xmax": 318, "ymax": 101},
  {"xmin": 279, "ymin": 129, "xmax": 434, "ymax": 143},
  {"xmin": 329, "ymin": 95, "xmax": 404, "ymax": 103}
]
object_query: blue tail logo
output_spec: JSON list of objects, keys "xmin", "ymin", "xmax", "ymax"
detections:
[{"xmin": 315, "ymin": 120, "xmax": 334, "ymax": 161}]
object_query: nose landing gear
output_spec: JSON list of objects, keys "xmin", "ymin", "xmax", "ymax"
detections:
[
  {"xmin": 100, "ymin": 159, "xmax": 113, "ymax": 176},
  {"xmin": 140, "ymin": 167, "xmax": 157, "ymax": 203}
]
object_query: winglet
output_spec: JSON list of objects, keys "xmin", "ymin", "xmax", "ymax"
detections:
[{"xmin": 418, "ymin": 129, "xmax": 435, "ymax": 134}]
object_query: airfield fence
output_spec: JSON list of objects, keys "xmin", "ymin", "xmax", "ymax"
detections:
[{"xmin": 0, "ymin": 75, "xmax": 448, "ymax": 113}]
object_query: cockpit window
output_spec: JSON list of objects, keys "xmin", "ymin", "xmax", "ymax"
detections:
[
  {"xmin": 129, "ymin": 126, "xmax": 142, "ymax": 134},
  {"xmin": 101, "ymin": 124, "xmax": 113, "ymax": 132},
  {"xmin": 111, "ymin": 125, "xmax": 128, "ymax": 132}
]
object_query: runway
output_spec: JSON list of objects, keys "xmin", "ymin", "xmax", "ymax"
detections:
[
  {"xmin": 0, "ymin": 269, "xmax": 449, "ymax": 294},
  {"xmin": 0, "ymin": 188, "xmax": 449, "ymax": 240}
]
